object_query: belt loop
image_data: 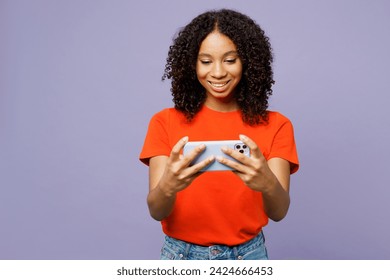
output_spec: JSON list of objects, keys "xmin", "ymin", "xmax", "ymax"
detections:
[
  {"xmin": 233, "ymin": 246, "xmax": 240, "ymax": 260},
  {"xmin": 184, "ymin": 241, "xmax": 191, "ymax": 259}
]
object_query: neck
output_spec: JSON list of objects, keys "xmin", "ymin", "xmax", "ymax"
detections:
[{"xmin": 204, "ymin": 97, "xmax": 238, "ymax": 112}]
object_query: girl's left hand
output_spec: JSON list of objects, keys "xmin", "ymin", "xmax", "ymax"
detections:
[
  {"xmin": 218, "ymin": 134, "xmax": 291, "ymax": 221},
  {"xmin": 217, "ymin": 134, "xmax": 277, "ymax": 192}
]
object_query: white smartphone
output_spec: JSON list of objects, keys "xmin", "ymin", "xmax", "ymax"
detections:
[{"xmin": 183, "ymin": 140, "xmax": 250, "ymax": 171}]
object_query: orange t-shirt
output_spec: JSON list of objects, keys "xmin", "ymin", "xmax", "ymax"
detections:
[{"xmin": 140, "ymin": 105, "xmax": 299, "ymax": 246}]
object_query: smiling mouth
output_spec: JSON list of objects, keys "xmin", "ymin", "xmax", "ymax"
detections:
[{"xmin": 208, "ymin": 81, "xmax": 230, "ymax": 88}]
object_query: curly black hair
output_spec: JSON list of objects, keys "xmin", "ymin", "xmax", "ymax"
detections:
[{"xmin": 162, "ymin": 9, "xmax": 274, "ymax": 125}]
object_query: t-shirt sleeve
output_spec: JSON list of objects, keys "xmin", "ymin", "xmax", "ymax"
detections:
[
  {"xmin": 268, "ymin": 117, "xmax": 299, "ymax": 174},
  {"xmin": 139, "ymin": 110, "xmax": 171, "ymax": 165}
]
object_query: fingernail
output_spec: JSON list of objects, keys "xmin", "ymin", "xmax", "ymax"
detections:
[
  {"xmin": 182, "ymin": 136, "xmax": 189, "ymax": 142},
  {"xmin": 239, "ymin": 134, "xmax": 247, "ymax": 141}
]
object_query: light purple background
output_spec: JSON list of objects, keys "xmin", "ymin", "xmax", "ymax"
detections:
[{"xmin": 1, "ymin": 0, "xmax": 389, "ymax": 260}]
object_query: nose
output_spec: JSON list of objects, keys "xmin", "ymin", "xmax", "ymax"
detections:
[{"xmin": 211, "ymin": 62, "xmax": 227, "ymax": 78}]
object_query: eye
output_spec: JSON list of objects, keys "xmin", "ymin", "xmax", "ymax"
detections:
[
  {"xmin": 225, "ymin": 58, "xmax": 237, "ymax": 64},
  {"xmin": 200, "ymin": 60, "xmax": 212, "ymax": 65}
]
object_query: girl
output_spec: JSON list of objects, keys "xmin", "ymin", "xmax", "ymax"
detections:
[{"xmin": 140, "ymin": 9, "xmax": 299, "ymax": 260}]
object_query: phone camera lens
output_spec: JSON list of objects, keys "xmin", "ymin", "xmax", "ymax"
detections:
[
  {"xmin": 243, "ymin": 145, "xmax": 247, "ymax": 149},
  {"xmin": 239, "ymin": 149, "xmax": 244, "ymax": 153},
  {"xmin": 235, "ymin": 144, "xmax": 241, "ymax": 149}
]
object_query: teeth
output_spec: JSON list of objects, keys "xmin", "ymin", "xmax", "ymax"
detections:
[{"xmin": 209, "ymin": 81, "xmax": 228, "ymax": 87}]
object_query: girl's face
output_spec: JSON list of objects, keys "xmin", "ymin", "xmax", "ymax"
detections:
[{"xmin": 196, "ymin": 31, "xmax": 242, "ymax": 111}]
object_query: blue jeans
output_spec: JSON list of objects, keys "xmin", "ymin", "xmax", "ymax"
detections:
[{"xmin": 160, "ymin": 231, "xmax": 268, "ymax": 260}]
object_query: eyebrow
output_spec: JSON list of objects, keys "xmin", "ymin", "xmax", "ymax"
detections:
[{"xmin": 198, "ymin": 51, "xmax": 239, "ymax": 57}]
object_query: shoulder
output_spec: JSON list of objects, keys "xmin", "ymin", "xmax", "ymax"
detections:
[
  {"xmin": 151, "ymin": 107, "xmax": 176, "ymax": 118},
  {"xmin": 150, "ymin": 107, "xmax": 185, "ymax": 122},
  {"xmin": 266, "ymin": 111, "xmax": 293, "ymax": 126}
]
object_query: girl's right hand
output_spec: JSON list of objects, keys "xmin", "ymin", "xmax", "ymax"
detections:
[
  {"xmin": 147, "ymin": 137, "xmax": 213, "ymax": 220},
  {"xmin": 152, "ymin": 136, "xmax": 215, "ymax": 197}
]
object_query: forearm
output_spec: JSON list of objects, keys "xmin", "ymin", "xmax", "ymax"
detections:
[
  {"xmin": 261, "ymin": 175, "xmax": 290, "ymax": 222},
  {"xmin": 147, "ymin": 185, "xmax": 176, "ymax": 221}
]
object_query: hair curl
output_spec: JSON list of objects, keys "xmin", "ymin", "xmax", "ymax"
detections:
[{"xmin": 162, "ymin": 9, "xmax": 274, "ymax": 125}]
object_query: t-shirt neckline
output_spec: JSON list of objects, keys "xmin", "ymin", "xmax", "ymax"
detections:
[{"xmin": 201, "ymin": 104, "xmax": 241, "ymax": 116}]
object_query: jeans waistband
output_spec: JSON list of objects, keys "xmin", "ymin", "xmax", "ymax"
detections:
[{"xmin": 164, "ymin": 231, "xmax": 266, "ymax": 259}]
